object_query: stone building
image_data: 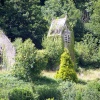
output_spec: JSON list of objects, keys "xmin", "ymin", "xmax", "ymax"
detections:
[
  {"xmin": 48, "ymin": 16, "xmax": 74, "ymax": 61},
  {"xmin": 0, "ymin": 30, "xmax": 15, "ymax": 70}
]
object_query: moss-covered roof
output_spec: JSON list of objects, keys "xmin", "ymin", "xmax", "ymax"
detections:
[{"xmin": 48, "ymin": 17, "xmax": 67, "ymax": 36}]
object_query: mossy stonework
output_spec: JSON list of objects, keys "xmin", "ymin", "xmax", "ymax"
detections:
[
  {"xmin": 0, "ymin": 30, "xmax": 15, "ymax": 70},
  {"xmin": 48, "ymin": 16, "xmax": 75, "ymax": 62}
]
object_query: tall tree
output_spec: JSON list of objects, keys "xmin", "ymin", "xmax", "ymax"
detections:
[
  {"xmin": 42, "ymin": 0, "xmax": 80, "ymax": 28},
  {"xmin": 85, "ymin": 0, "xmax": 100, "ymax": 38},
  {"xmin": 0, "ymin": 0, "xmax": 47, "ymax": 48}
]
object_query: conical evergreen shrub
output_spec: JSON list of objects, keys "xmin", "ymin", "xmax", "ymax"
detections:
[{"xmin": 55, "ymin": 48, "xmax": 78, "ymax": 82}]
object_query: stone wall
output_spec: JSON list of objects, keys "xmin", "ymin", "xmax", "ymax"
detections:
[
  {"xmin": 48, "ymin": 17, "xmax": 75, "ymax": 61},
  {"xmin": 0, "ymin": 30, "xmax": 15, "ymax": 70}
]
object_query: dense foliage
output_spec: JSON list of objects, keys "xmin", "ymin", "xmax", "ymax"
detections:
[
  {"xmin": 42, "ymin": 0, "xmax": 80, "ymax": 27},
  {"xmin": 0, "ymin": 0, "xmax": 100, "ymax": 99},
  {"xmin": 12, "ymin": 39, "xmax": 48, "ymax": 80},
  {"xmin": 0, "ymin": 70, "xmax": 100, "ymax": 100},
  {"xmin": 58, "ymin": 81, "xmax": 100, "ymax": 100},
  {"xmin": 55, "ymin": 49, "xmax": 78, "ymax": 82},
  {"xmin": 85, "ymin": 0, "xmax": 100, "ymax": 38},
  {"xmin": 9, "ymin": 87, "xmax": 34, "ymax": 100},
  {"xmin": 12, "ymin": 39, "xmax": 36, "ymax": 80},
  {"xmin": 75, "ymin": 34, "xmax": 100, "ymax": 67},
  {"xmin": 13, "ymin": 36, "xmax": 63, "ymax": 80},
  {"xmin": 0, "ymin": 0, "xmax": 47, "ymax": 48},
  {"xmin": 0, "ymin": 0, "xmax": 100, "ymax": 42},
  {"xmin": 42, "ymin": 36, "xmax": 64, "ymax": 70},
  {"xmin": 36, "ymin": 86, "xmax": 62, "ymax": 100}
]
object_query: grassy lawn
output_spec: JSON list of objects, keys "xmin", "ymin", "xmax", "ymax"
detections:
[
  {"xmin": 42, "ymin": 70, "xmax": 56, "ymax": 79},
  {"xmin": 78, "ymin": 68, "xmax": 100, "ymax": 81},
  {"xmin": 42, "ymin": 68, "xmax": 100, "ymax": 81}
]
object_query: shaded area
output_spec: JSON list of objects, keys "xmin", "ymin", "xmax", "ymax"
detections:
[{"xmin": 32, "ymin": 76, "xmax": 57, "ymax": 85}]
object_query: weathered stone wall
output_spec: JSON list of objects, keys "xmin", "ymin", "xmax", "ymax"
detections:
[
  {"xmin": 0, "ymin": 30, "xmax": 15, "ymax": 70},
  {"xmin": 48, "ymin": 17, "xmax": 75, "ymax": 61}
]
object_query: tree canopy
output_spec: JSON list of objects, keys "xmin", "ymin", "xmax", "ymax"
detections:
[
  {"xmin": 0, "ymin": 0, "xmax": 99, "ymax": 49},
  {"xmin": 0, "ymin": 0, "xmax": 47, "ymax": 48}
]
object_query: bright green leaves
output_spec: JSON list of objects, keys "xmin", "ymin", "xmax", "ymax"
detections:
[
  {"xmin": 55, "ymin": 48, "xmax": 77, "ymax": 82},
  {"xmin": 12, "ymin": 38, "xmax": 48, "ymax": 80},
  {"xmin": 12, "ymin": 39, "xmax": 36, "ymax": 80}
]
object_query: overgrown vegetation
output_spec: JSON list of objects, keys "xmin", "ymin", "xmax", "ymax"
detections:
[
  {"xmin": 0, "ymin": 0, "xmax": 100, "ymax": 99},
  {"xmin": 9, "ymin": 88, "xmax": 34, "ymax": 100},
  {"xmin": 75, "ymin": 34, "xmax": 100, "ymax": 68},
  {"xmin": 12, "ymin": 38, "xmax": 48, "ymax": 80},
  {"xmin": 42, "ymin": 36, "xmax": 64, "ymax": 70},
  {"xmin": 0, "ymin": 72, "xmax": 100, "ymax": 100}
]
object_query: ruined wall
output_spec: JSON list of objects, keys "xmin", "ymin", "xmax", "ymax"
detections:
[
  {"xmin": 48, "ymin": 17, "xmax": 75, "ymax": 61},
  {"xmin": 0, "ymin": 30, "xmax": 15, "ymax": 70}
]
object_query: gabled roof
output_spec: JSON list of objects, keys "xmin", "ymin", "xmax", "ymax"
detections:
[{"xmin": 48, "ymin": 16, "xmax": 67, "ymax": 36}]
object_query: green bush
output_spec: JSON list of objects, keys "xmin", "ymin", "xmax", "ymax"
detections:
[
  {"xmin": 34, "ymin": 50, "xmax": 48, "ymax": 73},
  {"xmin": 12, "ymin": 39, "xmax": 36, "ymax": 80},
  {"xmin": 87, "ymin": 81, "xmax": 100, "ymax": 91},
  {"xmin": 58, "ymin": 81, "xmax": 100, "ymax": 100},
  {"xmin": 82, "ymin": 82, "xmax": 100, "ymax": 100},
  {"xmin": 13, "ymin": 38, "xmax": 23, "ymax": 50},
  {"xmin": 58, "ymin": 81, "xmax": 77, "ymax": 100},
  {"xmin": 55, "ymin": 49, "xmax": 78, "ymax": 82},
  {"xmin": 82, "ymin": 88, "xmax": 100, "ymax": 100},
  {"xmin": 37, "ymin": 86, "xmax": 62, "ymax": 100},
  {"xmin": 75, "ymin": 34, "xmax": 100, "ymax": 67},
  {"xmin": 42, "ymin": 36, "xmax": 64, "ymax": 70},
  {"xmin": 9, "ymin": 88, "xmax": 34, "ymax": 100},
  {"xmin": 77, "ymin": 81, "xmax": 100, "ymax": 100},
  {"xmin": 56, "ymin": 67, "xmax": 78, "ymax": 82},
  {"xmin": 42, "ymin": 0, "xmax": 80, "ymax": 26},
  {"xmin": 12, "ymin": 39, "xmax": 48, "ymax": 80}
]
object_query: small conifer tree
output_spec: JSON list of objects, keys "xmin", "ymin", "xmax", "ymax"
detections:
[{"xmin": 55, "ymin": 48, "xmax": 78, "ymax": 82}]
